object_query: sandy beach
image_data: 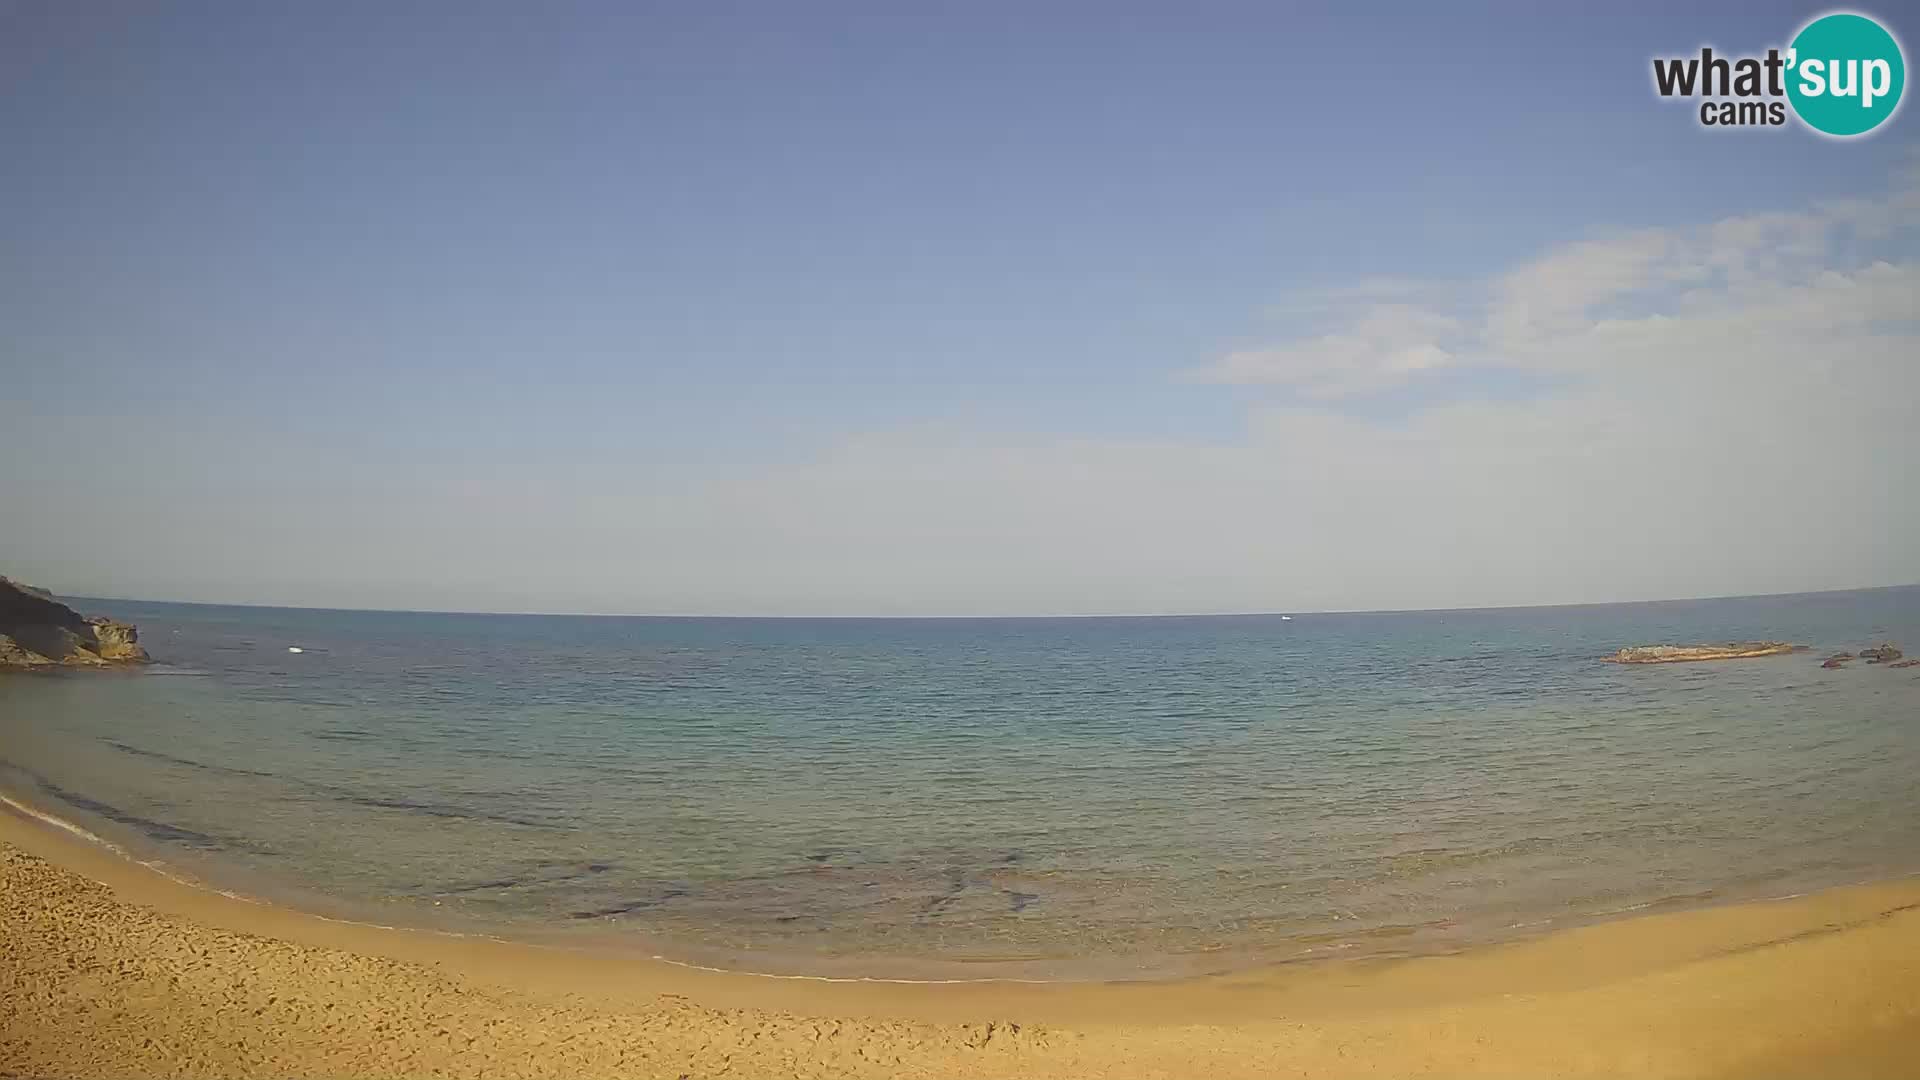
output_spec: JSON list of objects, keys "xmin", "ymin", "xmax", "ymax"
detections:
[{"xmin": 2, "ymin": 803, "xmax": 1918, "ymax": 1078}]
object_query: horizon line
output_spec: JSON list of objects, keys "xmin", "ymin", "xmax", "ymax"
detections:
[{"xmin": 51, "ymin": 580, "xmax": 1920, "ymax": 622}]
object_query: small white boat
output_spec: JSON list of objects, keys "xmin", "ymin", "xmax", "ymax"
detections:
[
  {"xmin": 287, "ymin": 646, "xmax": 304, "ymax": 654},
  {"xmin": 1281, "ymin": 615, "xmax": 1293, "ymax": 621}
]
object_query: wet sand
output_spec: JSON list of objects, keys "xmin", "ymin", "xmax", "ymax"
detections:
[{"xmin": 3, "ymin": 803, "xmax": 1919, "ymax": 1079}]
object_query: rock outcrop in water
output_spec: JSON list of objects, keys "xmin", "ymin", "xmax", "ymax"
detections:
[
  {"xmin": 1603, "ymin": 642, "xmax": 1803, "ymax": 665},
  {"xmin": 1817, "ymin": 644, "xmax": 1909, "ymax": 670},
  {"xmin": 0, "ymin": 577, "xmax": 148, "ymax": 669}
]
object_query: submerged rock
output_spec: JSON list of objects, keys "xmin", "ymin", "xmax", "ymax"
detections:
[
  {"xmin": 1603, "ymin": 642, "xmax": 1803, "ymax": 665},
  {"xmin": 1888, "ymin": 659, "xmax": 1920, "ymax": 669},
  {"xmin": 1860, "ymin": 644, "xmax": 1904, "ymax": 664},
  {"xmin": 0, "ymin": 577, "xmax": 149, "ymax": 670}
]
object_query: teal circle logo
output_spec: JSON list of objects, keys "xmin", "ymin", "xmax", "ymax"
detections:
[{"xmin": 1787, "ymin": 13, "xmax": 1906, "ymax": 136}]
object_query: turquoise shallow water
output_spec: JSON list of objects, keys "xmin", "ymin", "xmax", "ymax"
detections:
[{"xmin": 3, "ymin": 588, "xmax": 1918, "ymax": 979}]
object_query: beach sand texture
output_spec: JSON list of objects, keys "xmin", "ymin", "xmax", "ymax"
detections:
[{"xmin": 4, "ymin": 808, "xmax": 1919, "ymax": 1079}]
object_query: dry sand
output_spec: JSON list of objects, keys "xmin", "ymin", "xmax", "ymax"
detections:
[{"xmin": 3, "ymin": 804, "xmax": 1919, "ymax": 1079}]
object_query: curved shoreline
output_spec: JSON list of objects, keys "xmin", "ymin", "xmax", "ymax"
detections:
[
  {"xmin": 8, "ymin": 778, "xmax": 1912, "ymax": 988},
  {"xmin": 6, "ymin": 795, "xmax": 1920, "ymax": 1077},
  {"xmin": 0, "ymin": 786, "xmax": 1111, "ymax": 986}
]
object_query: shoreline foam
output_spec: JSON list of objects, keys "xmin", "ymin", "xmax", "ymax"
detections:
[{"xmin": 5, "ymin": 795, "xmax": 1920, "ymax": 1077}]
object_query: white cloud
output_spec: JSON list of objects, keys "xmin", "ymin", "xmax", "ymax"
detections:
[
  {"xmin": 1259, "ymin": 276, "xmax": 1446, "ymax": 317},
  {"xmin": 1193, "ymin": 304, "xmax": 1462, "ymax": 396},
  {"xmin": 1486, "ymin": 229, "xmax": 1687, "ymax": 354},
  {"xmin": 1200, "ymin": 165, "xmax": 1920, "ymax": 397}
]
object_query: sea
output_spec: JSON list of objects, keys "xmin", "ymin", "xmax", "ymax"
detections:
[{"xmin": 3, "ymin": 587, "xmax": 1917, "ymax": 981}]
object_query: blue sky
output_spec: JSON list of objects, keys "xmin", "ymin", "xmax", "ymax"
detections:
[{"xmin": 4, "ymin": 4, "xmax": 1917, "ymax": 614}]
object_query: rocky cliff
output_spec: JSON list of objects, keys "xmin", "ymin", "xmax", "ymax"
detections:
[{"xmin": 0, "ymin": 577, "xmax": 149, "ymax": 669}]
